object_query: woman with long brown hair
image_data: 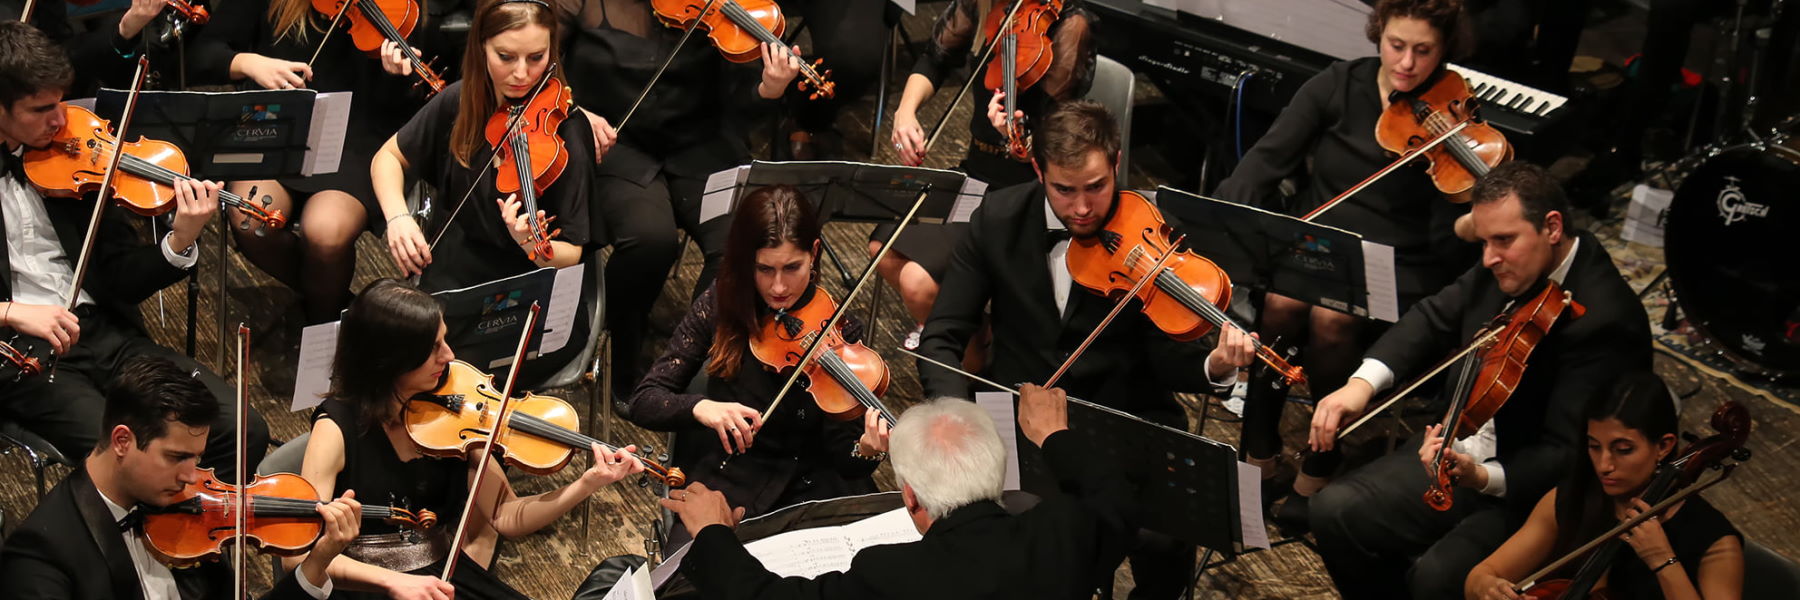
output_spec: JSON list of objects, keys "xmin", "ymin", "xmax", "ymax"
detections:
[{"xmin": 624, "ymin": 184, "xmax": 890, "ymax": 546}]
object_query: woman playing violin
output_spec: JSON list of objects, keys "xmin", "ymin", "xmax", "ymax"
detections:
[
  {"xmin": 372, "ymin": 0, "xmax": 594, "ymax": 383},
  {"xmin": 1215, "ymin": 0, "xmax": 1479, "ymax": 522},
  {"xmin": 1466, "ymin": 371, "xmax": 1744, "ymax": 600},
  {"xmin": 186, "ymin": 0, "xmax": 457, "ymax": 323},
  {"xmin": 294, "ymin": 279, "xmax": 644, "ymax": 600},
  {"xmin": 624, "ymin": 184, "xmax": 889, "ymax": 546}
]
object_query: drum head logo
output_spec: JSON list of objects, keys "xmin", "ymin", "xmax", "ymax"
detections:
[{"xmin": 1716, "ymin": 177, "xmax": 1770, "ymax": 226}]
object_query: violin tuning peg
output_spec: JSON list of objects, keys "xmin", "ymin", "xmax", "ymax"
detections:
[{"xmin": 237, "ymin": 220, "xmax": 251, "ymax": 231}]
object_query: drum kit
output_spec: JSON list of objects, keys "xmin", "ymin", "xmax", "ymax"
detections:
[{"xmin": 1653, "ymin": 0, "xmax": 1798, "ymax": 380}]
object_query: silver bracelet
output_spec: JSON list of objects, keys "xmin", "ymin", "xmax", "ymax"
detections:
[
  {"xmin": 851, "ymin": 440, "xmax": 886, "ymax": 462},
  {"xmin": 1651, "ymin": 555, "xmax": 1680, "ymax": 574},
  {"xmin": 386, "ymin": 213, "xmax": 415, "ymax": 226}
]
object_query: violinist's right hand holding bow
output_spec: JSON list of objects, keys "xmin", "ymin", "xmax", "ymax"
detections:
[
  {"xmin": 1467, "ymin": 574, "xmax": 1523, "ymax": 600},
  {"xmin": 1309, "ymin": 378, "xmax": 1376, "ymax": 453},
  {"xmin": 383, "ymin": 212, "xmax": 431, "ymax": 277},
  {"xmin": 2, "ymin": 302, "xmax": 80, "ymax": 354},
  {"xmin": 693, "ymin": 399, "xmax": 763, "ymax": 455}
]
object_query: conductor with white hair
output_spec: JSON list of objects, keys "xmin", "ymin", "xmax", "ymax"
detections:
[{"xmin": 663, "ymin": 384, "xmax": 1139, "ymax": 600}]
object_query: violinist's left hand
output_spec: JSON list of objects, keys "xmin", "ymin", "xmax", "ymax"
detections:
[
  {"xmin": 659, "ymin": 482, "xmax": 746, "ymax": 538},
  {"xmin": 1621, "ymin": 497, "xmax": 1678, "ymax": 569},
  {"xmin": 118, "ymin": 0, "xmax": 164, "ymax": 41},
  {"xmin": 1204, "ymin": 327, "xmax": 1257, "ymax": 382},
  {"xmin": 378, "ymin": 40, "xmax": 414, "ymax": 77},
  {"xmin": 496, "ymin": 194, "xmax": 553, "ymax": 253},
  {"xmin": 757, "ymin": 43, "xmax": 802, "ymax": 99},
  {"xmin": 168, "ymin": 178, "xmax": 221, "ymax": 252},
  {"xmin": 1418, "ymin": 424, "xmax": 1487, "ymax": 491},
  {"xmin": 579, "ymin": 443, "xmax": 646, "ymax": 491},
  {"xmin": 985, "ymin": 89, "xmax": 1026, "ymax": 138},
  {"xmin": 856, "ymin": 410, "xmax": 892, "ymax": 459}
]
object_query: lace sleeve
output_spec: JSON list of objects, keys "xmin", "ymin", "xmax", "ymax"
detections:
[
  {"xmin": 624, "ymin": 287, "xmax": 717, "ymax": 430},
  {"xmin": 912, "ymin": 0, "xmax": 980, "ymax": 88}
]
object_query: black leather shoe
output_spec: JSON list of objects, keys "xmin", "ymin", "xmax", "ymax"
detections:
[{"xmin": 1267, "ymin": 492, "xmax": 1312, "ymax": 536}]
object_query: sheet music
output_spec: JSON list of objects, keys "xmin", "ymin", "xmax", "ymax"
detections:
[
  {"xmin": 540, "ymin": 265, "xmax": 584, "ymax": 354},
  {"xmin": 600, "ymin": 565, "xmax": 656, "ymax": 600},
  {"xmin": 1624, "ymin": 184, "xmax": 1672, "ymax": 247},
  {"xmin": 889, "ymin": 0, "xmax": 915, "ymax": 14},
  {"xmin": 301, "ymin": 92, "xmax": 352, "ymax": 176},
  {"xmin": 291, "ymin": 321, "xmax": 340, "ymax": 411},
  {"xmin": 741, "ymin": 508, "xmax": 921, "ymax": 578},
  {"xmin": 649, "ymin": 542, "xmax": 690, "ymax": 590},
  {"xmin": 1359, "ymin": 240, "xmax": 1399, "ymax": 323},
  {"xmin": 842, "ymin": 507, "xmax": 924, "ymax": 552},
  {"xmin": 1236, "ymin": 462, "xmax": 1270, "ymax": 549},
  {"xmin": 976, "ymin": 391, "xmax": 1022, "ymax": 491},
  {"xmin": 950, "ymin": 177, "xmax": 989, "ymax": 223},
  {"xmin": 699, "ymin": 165, "xmax": 751, "ymax": 223},
  {"xmin": 66, "ymin": 97, "xmax": 96, "ymax": 111}
]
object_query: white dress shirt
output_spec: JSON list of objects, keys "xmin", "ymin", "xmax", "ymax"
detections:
[
  {"xmin": 1347, "ymin": 237, "xmax": 1581, "ymax": 497},
  {"xmin": 98, "ymin": 488, "xmax": 334, "ymax": 600},
  {"xmin": 2, "ymin": 147, "xmax": 197, "ymax": 309}
]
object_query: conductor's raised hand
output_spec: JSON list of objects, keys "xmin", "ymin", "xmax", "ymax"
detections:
[{"xmin": 1018, "ymin": 383, "xmax": 1069, "ymax": 448}]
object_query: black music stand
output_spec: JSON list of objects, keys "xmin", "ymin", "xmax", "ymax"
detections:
[
  {"xmin": 432, "ymin": 267, "xmax": 558, "ymax": 381},
  {"xmin": 94, "ymin": 88, "xmax": 332, "ymax": 180},
  {"xmin": 1153, "ymin": 186, "xmax": 1399, "ymax": 322},
  {"xmin": 1016, "ymin": 397, "xmax": 1248, "ymax": 554}
]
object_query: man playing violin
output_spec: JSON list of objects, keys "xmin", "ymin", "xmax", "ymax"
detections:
[
  {"xmin": 915, "ymin": 98, "xmax": 1257, "ymax": 598},
  {"xmin": 664, "ymin": 386, "xmax": 1140, "ymax": 600},
  {"xmin": 1306, "ymin": 161, "xmax": 1653, "ymax": 600},
  {"xmin": 0, "ymin": 355, "xmax": 363, "ymax": 600},
  {"xmin": 0, "ymin": 20, "xmax": 268, "ymax": 481}
]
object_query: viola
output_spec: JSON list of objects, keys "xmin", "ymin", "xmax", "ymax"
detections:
[
  {"xmin": 485, "ymin": 72, "xmax": 570, "ymax": 261},
  {"xmin": 750, "ymin": 287, "xmax": 897, "ymax": 427},
  {"xmin": 1375, "ymin": 68, "xmax": 1512, "ymax": 199},
  {"xmin": 23, "ymin": 104, "xmax": 287, "ymax": 231},
  {"xmin": 139, "ymin": 469, "xmax": 437, "ymax": 567},
  {"xmin": 650, "ymin": 0, "xmax": 835, "ymax": 99},
  {"xmin": 981, "ymin": 0, "xmax": 1063, "ymax": 160},
  {"xmin": 1065, "ymin": 191, "xmax": 1306, "ymax": 385},
  {"xmin": 311, "ymin": 0, "xmax": 447, "ymax": 95},
  {"xmin": 1423, "ymin": 280, "xmax": 1585, "ymax": 512},
  {"xmin": 406, "ymin": 360, "xmax": 687, "ymax": 486}
]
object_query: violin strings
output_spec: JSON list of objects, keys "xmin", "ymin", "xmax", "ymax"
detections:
[
  {"xmin": 717, "ymin": 0, "xmax": 822, "ymax": 83},
  {"xmin": 1119, "ymin": 245, "xmax": 1267, "ymax": 350},
  {"xmin": 355, "ymin": 0, "xmax": 433, "ymax": 77},
  {"xmin": 97, "ymin": 146, "xmax": 254, "ymax": 209}
]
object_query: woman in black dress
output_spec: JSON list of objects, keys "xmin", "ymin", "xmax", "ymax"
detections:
[
  {"xmin": 290, "ymin": 279, "xmax": 644, "ymax": 599},
  {"xmin": 189, "ymin": 0, "xmax": 459, "ymax": 323},
  {"xmin": 1465, "ymin": 371, "xmax": 1745, "ymax": 600},
  {"xmin": 373, "ymin": 0, "xmax": 594, "ymax": 383},
  {"xmin": 1214, "ymin": 0, "xmax": 1478, "ymax": 516},
  {"xmin": 624, "ymin": 184, "xmax": 890, "ymax": 546}
]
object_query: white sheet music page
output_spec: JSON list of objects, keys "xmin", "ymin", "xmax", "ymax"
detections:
[
  {"xmin": 539, "ymin": 265, "xmax": 584, "ymax": 354},
  {"xmin": 1359, "ymin": 240, "xmax": 1400, "ymax": 323},
  {"xmin": 302, "ymin": 92, "xmax": 352, "ymax": 176},
  {"xmin": 949, "ymin": 177, "xmax": 989, "ymax": 223},
  {"xmin": 1236, "ymin": 462, "xmax": 1270, "ymax": 549},
  {"xmin": 291, "ymin": 321, "xmax": 340, "ymax": 411},
  {"xmin": 649, "ymin": 542, "xmax": 690, "ymax": 590},
  {"xmin": 600, "ymin": 565, "xmax": 656, "ymax": 600},
  {"xmin": 842, "ymin": 508, "xmax": 924, "ymax": 552},
  {"xmin": 975, "ymin": 391, "xmax": 1022, "ymax": 491},
  {"xmin": 889, "ymin": 0, "xmax": 915, "ymax": 14},
  {"xmin": 699, "ymin": 165, "xmax": 751, "ymax": 223},
  {"xmin": 741, "ymin": 508, "xmax": 923, "ymax": 578}
]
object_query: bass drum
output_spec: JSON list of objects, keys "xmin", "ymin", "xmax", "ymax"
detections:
[{"xmin": 1666, "ymin": 136, "xmax": 1800, "ymax": 377}]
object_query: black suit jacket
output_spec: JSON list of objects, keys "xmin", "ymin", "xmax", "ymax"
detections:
[
  {"xmin": 0, "ymin": 468, "xmax": 314, "ymax": 600},
  {"xmin": 681, "ymin": 430, "xmax": 1138, "ymax": 600},
  {"xmin": 917, "ymin": 182, "xmax": 1217, "ymax": 425},
  {"xmin": 0, "ymin": 189, "xmax": 190, "ymax": 328},
  {"xmin": 1366, "ymin": 230, "xmax": 1652, "ymax": 515}
]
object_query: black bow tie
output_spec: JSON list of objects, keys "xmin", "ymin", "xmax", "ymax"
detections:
[
  {"xmin": 116, "ymin": 506, "xmax": 145, "ymax": 533},
  {"xmin": 1, "ymin": 153, "xmax": 24, "ymax": 183},
  {"xmin": 1045, "ymin": 228, "xmax": 1072, "ymax": 249}
]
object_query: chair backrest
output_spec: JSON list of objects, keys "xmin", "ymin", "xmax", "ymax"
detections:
[
  {"xmin": 1745, "ymin": 539, "xmax": 1800, "ymax": 596},
  {"xmin": 257, "ymin": 432, "xmax": 312, "ymax": 477},
  {"xmin": 1083, "ymin": 55, "xmax": 1135, "ymax": 185}
]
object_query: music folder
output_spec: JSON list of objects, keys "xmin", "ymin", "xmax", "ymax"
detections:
[
  {"xmin": 698, "ymin": 160, "xmax": 984, "ymax": 226},
  {"xmin": 93, "ymin": 88, "xmax": 350, "ymax": 180}
]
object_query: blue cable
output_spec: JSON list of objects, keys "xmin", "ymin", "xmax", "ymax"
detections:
[{"xmin": 1233, "ymin": 71, "xmax": 1254, "ymax": 160}]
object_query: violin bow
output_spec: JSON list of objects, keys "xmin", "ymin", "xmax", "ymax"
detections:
[
  {"xmin": 1514, "ymin": 464, "xmax": 1741, "ymax": 594},
  {"xmin": 914, "ymin": 0, "xmax": 1031, "ymax": 165},
  {"xmin": 233, "ymin": 324, "xmax": 251, "ymax": 600},
  {"xmin": 17, "ymin": 0, "xmax": 36, "ymax": 22},
  {"xmin": 306, "ymin": 0, "xmax": 359, "ymax": 70},
  {"xmin": 441, "ymin": 301, "xmax": 540, "ymax": 581},
  {"xmin": 1302, "ymin": 119, "xmax": 1469, "ymax": 222},
  {"xmin": 421, "ymin": 65, "xmax": 560, "ymax": 268},
  {"xmin": 1333, "ymin": 321, "xmax": 1504, "ymax": 440},
  {"xmin": 756, "ymin": 184, "xmax": 933, "ymax": 424},
  {"xmin": 1040, "ymin": 234, "xmax": 1184, "ymax": 388},
  {"xmin": 607, "ymin": 0, "xmax": 723, "ymax": 138},
  {"xmin": 65, "ymin": 56, "xmax": 150, "ymax": 311},
  {"xmin": 899, "ymin": 347, "xmax": 1018, "ymax": 397}
]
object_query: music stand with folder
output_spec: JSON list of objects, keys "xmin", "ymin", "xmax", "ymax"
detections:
[
  {"xmin": 1153, "ymin": 186, "xmax": 1400, "ymax": 322},
  {"xmin": 95, "ymin": 88, "xmax": 348, "ymax": 180}
]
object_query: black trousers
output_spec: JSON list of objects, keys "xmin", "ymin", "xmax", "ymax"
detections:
[
  {"xmin": 0, "ymin": 309, "xmax": 269, "ymax": 481},
  {"xmin": 592, "ymin": 168, "xmax": 729, "ymax": 395},
  {"xmin": 1308, "ymin": 434, "xmax": 1510, "ymax": 600},
  {"xmin": 781, "ymin": 0, "xmax": 892, "ymax": 133},
  {"xmin": 1126, "ymin": 530, "xmax": 1194, "ymax": 600}
]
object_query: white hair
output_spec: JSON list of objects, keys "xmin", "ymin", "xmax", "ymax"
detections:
[{"xmin": 889, "ymin": 397, "xmax": 1008, "ymax": 520}]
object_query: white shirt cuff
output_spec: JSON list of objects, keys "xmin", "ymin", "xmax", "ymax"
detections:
[
  {"xmin": 160, "ymin": 232, "xmax": 198, "ymax": 270},
  {"xmin": 293, "ymin": 565, "xmax": 333, "ymax": 600},
  {"xmin": 1203, "ymin": 351, "xmax": 1239, "ymax": 388},
  {"xmin": 1477, "ymin": 461, "xmax": 1507, "ymax": 497},
  {"xmin": 1350, "ymin": 358, "xmax": 1395, "ymax": 393}
]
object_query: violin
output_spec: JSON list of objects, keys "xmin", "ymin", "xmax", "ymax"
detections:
[
  {"xmin": 1424, "ymin": 280, "xmax": 1585, "ymax": 512},
  {"xmin": 650, "ymin": 0, "xmax": 835, "ymax": 100},
  {"xmin": 1517, "ymin": 402, "xmax": 1752, "ymax": 598},
  {"xmin": 981, "ymin": 0, "xmax": 1064, "ymax": 160},
  {"xmin": 23, "ymin": 104, "xmax": 288, "ymax": 231},
  {"xmin": 140, "ymin": 469, "xmax": 438, "ymax": 567},
  {"xmin": 1065, "ymin": 191, "xmax": 1306, "ymax": 385},
  {"xmin": 311, "ymin": 0, "xmax": 447, "ymax": 95},
  {"xmin": 1376, "ymin": 68, "xmax": 1512, "ymax": 198},
  {"xmin": 486, "ymin": 72, "xmax": 570, "ymax": 261},
  {"xmin": 751, "ymin": 286, "xmax": 897, "ymax": 427},
  {"xmin": 406, "ymin": 360, "xmax": 687, "ymax": 486},
  {"xmin": 0, "ymin": 338, "xmax": 45, "ymax": 380},
  {"xmin": 160, "ymin": 0, "xmax": 209, "ymax": 24}
]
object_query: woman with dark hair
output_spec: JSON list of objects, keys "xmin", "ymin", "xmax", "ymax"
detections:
[
  {"xmin": 625, "ymin": 184, "xmax": 890, "ymax": 545},
  {"xmin": 372, "ymin": 0, "xmax": 595, "ymax": 383},
  {"xmin": 1465, "ymin": 371, "xmax": 1744, "ymax": 600},
  {"xmin": 1216, "ymin": 0, "xmax": 1482, "ymax": 523},
  {"xmin": 292, "ymin": 279, "xmax": 644, "ymax": 599}
]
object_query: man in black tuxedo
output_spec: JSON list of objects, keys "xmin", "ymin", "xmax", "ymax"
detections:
[
  {"xmin": 914, "ymin": 99, "xmax": 1254, "ymax": 598},
  {"xmin": 1305, "ymin": 161, "xmax": 1654, "ymax": 600},
  {"xmin": 0, "ymin": 355, "xmax": 362, "ymax": 600},
  {"xmin": 0, "ymin": 20, "xmax": 267, "ymax": 478},
  {"xmin": 666, "ymin": 385, "xmax": 1138, "ymax": 600}
]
